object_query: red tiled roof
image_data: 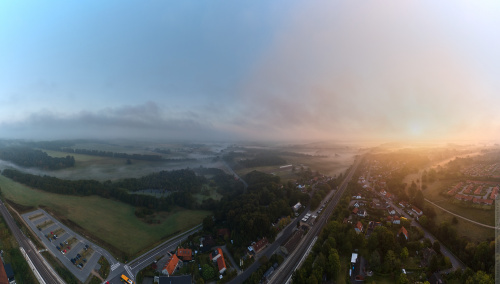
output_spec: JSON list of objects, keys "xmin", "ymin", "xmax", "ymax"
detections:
[
  {"xmin": 0, "ymin": 257, "xmax": 8, "ymax": 284},
  {"xmin": 176, "ymin": 248, "xmax": 192, "ymax": 261},
  {"xmin": 253, "ymin": 238, "xmax": 268, "ymax": 253},
  {"xmin": 217, "ymin": 252, "xmax": 227, "ymax": 272},
  {"xmin": 164, "ymin": 254, "xmax": 179, "ymax": 276},
  {"xmin": 398, "ymin": 226, "xmax": 409, "ymax": 239},
  {"xmin": 356, "ymin": 221, "xmax": 363, "ymax": 231}
]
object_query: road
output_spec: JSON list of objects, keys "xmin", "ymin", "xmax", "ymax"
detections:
[
  {"xmin": 425, "ymin": 198, "xmax": 497, "ymax": 229},
  {"xmin": 0, "ymin": 199, "xmax": 63, "ymax": 284},
  {"xmin": 378, "ymin": 196, "xmax": 466, "ymax": 271},
  {"xmin": 270, "ymin": 157, "xmax": 362, "ymax": 284},
  {"xmin": 105, "ymin": 224, "xmax": 203, "ymax": 283}
]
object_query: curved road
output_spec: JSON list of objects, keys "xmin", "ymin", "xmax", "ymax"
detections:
[{"xmin": 425, "ymin": 198, "xmax": 497, "ymax": 229}]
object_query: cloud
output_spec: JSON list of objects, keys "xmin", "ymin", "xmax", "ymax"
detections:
[
  {"xmin": 234, "ymin": 1, "xmax": 500, "ymax": 142},
  {"xmin": 0, "ymin": 102, "xmax": 229, "ymax": 141}
]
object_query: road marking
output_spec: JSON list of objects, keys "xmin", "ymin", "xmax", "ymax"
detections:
[
  {"xmin": 111, "ymin": 263, "xmax": 121, "ymax": 271},
  {"xmin": 124, "ymin": 265, "xmax": 134, "ymax": 280}
]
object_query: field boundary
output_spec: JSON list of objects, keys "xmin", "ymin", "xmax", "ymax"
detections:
[{"xmin": 425, "ymin": 198, "xmax": 497, "ymax": 229}]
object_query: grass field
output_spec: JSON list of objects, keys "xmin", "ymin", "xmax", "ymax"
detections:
[
  {"xmin": 40, "ymin": 149, "xmax": 204, "ymax": 181},
  {"xmin": 0, "ymin": 175, "xmax": 210, "ymax": 257},
  {"xmin": 421, "ymin": 180, "xmax": 495, "ymax": 241}
]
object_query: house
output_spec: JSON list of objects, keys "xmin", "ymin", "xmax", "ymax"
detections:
[
  {"xmin": 217, "ymin": 228, "xmax": 230, "ymax": 239},
  {"xmin": 200, "ymin": 235, "xmax": 215, "ymax": 252},
  {"xmin": 0, "ymin": 257, "xmax": 9, "ymax": 284},
  {"xmin": 176, "ymin": 248, "xmax": 193, "ymax": 261},
  {"xmin": 421, "ymin": 247, "xmax": 437, "ymax": 266},
  {"xmin": 353, "ymin": 202, "xmax": 360, "ymax": 208},
  {"xmin": 490, "ymin": 187, "xmax": 499, "ymax": 200},
  {"xmin": 387, "ymin": 207, "xmax": 396, "ymax": 215},
  {"xmin": 412, "ymin": 206, "xmax": 423, "ymax": 216},
  {"xmin": 158, "ymin": 275, "xmax": 192, "ymax": 284},
  {"xmin": 252, "ymin": 238, "xmax": 268, "ymax": 253},
  {"xmin": 3, "ymin": 263, "xmax": 13, "ymax": 284},
  {"xmin": 211, "ymin": 248, "xmax": 223, "ymax": 261},
  {"xmin": 399, "ymin": 201, "xmax": 409, "ymax": 208},
  {"xmin": 352, "ymin": 208, "xmax": 359, "ymax": 215},
  {"xmin": 357, "ymin": 209, "xmax": 367, "ymax": 217},
  {"xmin": 353, "ymin": 193, "xmax": 362, "ymax": 199},
  {"xmin": 162, "ymin": 254, "xmax": 180, "ymax": 276},
  {"xmin": 393, "ymin": 216, "xmax": 401, "ymax": 224},
  {"xmin": 398, "ymin": 226, "xmax": 409, "ymax": 240},
  {"xmin": 293, "ymin": 202, "xmax": 302, "ymax": 211},
  {"xmin": 380, "ymin": 190, "xmax": 387, "ymax": 196},
  {"xmin": 354, "ymin": 221, "xmax": 363, "ymax": 234},
  {"xmin": 217, "ymin": 252, "xmax": 227, "ymax": 274}
]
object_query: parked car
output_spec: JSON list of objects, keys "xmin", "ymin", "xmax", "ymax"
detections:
[{"xmin": 56, "ymin": 246, "xmax": 60, "ymax": 250}]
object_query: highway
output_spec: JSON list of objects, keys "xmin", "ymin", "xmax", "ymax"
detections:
[
  {"xmin": 270, "ymin": 156, "xmax": 362, "ymax": 284},
  {"xmin": 0, "ymin": 199, "xmax": 63, "ymax": 284}
]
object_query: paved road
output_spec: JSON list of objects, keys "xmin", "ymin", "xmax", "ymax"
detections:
[
  {"xmin": 380, "ymin": 196, "xmax": 466, "ymax": 271},
  {"xmin": 106, "ymin": 224, "xmax": 203, "ymax": 283},
  {"xmin": 0, "ymin": 200, "xmax": 63, "ymax": 284},
  {"xmin": 425, "ymin": 198, "xmax": 497, "ymax": 229},
  {"xmin": 270, "ymin": 157, "xmax": 362, "ymax": 284}
]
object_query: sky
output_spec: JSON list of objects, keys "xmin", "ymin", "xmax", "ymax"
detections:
[{"xmin": 1, "ymin": 0, "xmax": 499, "ymax": 142}]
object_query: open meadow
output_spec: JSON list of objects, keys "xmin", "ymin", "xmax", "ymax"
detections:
[
  {"xmin": 34, "ymin": 149, "xmax": 209, "ymax": 181},
  {"xmin": 422, "ymin": 180, "xmax": 495, "ymax": 241},
  {"xmin": 0, "ymin": 175, "xmax": 210, "ymax": 258}
]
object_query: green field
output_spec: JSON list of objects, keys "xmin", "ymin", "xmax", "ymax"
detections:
[
  {"xmin": 0, "ymin": 175, "xmax": 210, "ymax": 257},
  {"xmin": 421, "ymin": 180, "xmax": 495, "ymax": 242},
  {"xmin": 40, "ymin": 149, "xmax": 201, "ymax": 181}
]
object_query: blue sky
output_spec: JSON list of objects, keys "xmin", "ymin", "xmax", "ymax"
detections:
[{"xmin": 1, "ymin": 1, "xmax": 499, "ymax": 142}]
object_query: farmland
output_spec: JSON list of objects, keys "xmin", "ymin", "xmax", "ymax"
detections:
[{"xmin": 0, "ymin": 174, "xmax": 210, "ymax": 258}]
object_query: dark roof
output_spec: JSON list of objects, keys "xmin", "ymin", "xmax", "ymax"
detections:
[
  {"xmin": 158, "ymin": 275, "xmax": 192, "ymax": 284},
  {"xmin": 428, "ymin": 272, "xmax": 445, "ymax": 284},
  {"xmin": 3, "ymin": 264, "xmax": 13, "ymax": 281}
]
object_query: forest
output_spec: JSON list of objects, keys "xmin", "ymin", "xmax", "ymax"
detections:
[
  {"xmin": 1, "ymin": 168, "xmax": 242, "ymax": 212},
  {"xmin": 214, "ymin": 171, "xmax": 313, "ymax": 246},
  {"xmin": 0, "ymin": 147, "xmax": 75, "ymax": 170}
]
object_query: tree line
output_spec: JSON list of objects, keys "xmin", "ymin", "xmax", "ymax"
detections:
[
  {"xmin": 0, "ymin": 147, "xmax": 75, "ymax": 170},
  {"xmin": 1, "ymin": 168, "xmax": 241, "ymax": 212}
]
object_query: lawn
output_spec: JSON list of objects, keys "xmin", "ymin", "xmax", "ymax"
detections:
[{"xmin": 0, "ymin": 175, "xmax": 210, "ymax": 258}]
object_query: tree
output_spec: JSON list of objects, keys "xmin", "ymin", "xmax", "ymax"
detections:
[
  {"xmin": 429, "ymin": 255, "xmax": 439, "ymax": 273},
  {"xmin": 433, "ymin": 240, "xmax": 441, "ymax": 254},
  {"xmin": 327, "ymin": 249, "xmax": 341, "ymax": 280},
  {"xmin": 400, "ymin": 247, "xmax": 409, "ymax": 261},
  {"xmin": 383, "ymin": 250, "xmax": 397, "ymax": 273},
  {"xmin": 202, "ymin": 264, "xmax": 215, "ymax": 281},
  {"xmin": 369, "ymin": 251, "xmax": 381, "ymax": 272},
  {"xmin": 397, "ymin": 273, "xmax": 409, "ymax": 284},
  {"xmin": 465, "ymin": 271, "xmax": 494, "ymax": 284}
]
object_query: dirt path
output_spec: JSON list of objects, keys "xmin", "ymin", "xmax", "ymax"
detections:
[
  {"xmin": 425, "ymin": 198, "xmax": 497, "ymax": 229},
  {"xmin": 90, "ymin": 269, "xmax": 104, "ymax": 282}
]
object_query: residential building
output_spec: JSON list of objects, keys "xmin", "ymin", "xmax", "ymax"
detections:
[
  {"xmin": 162, "ymin": 254, "xmax": 180, "ymax": 276},
  {"xmin": 355, "ymin": 221, "xmax": 363, "ymax": 234},
  {"xmin": 176, "ymin": 248, "xmax": 193, "ymax": 261},
  {"xmin": 252, "ymin": 238, "xmax": 268, "ymax": 253},
  {"xmin": 158, "ymin": 275, "xmax": 192, "ymax": 284},
  {"xmin": 398, "ymin": 226, "xmax": 409, "ymax": 240},
  {"xmin": 412, "ymin": 206, "xmax": 423, "ymax": 216}
]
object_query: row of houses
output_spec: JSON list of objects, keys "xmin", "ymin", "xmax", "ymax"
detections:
[{"xmin": 455, "ymin": 194, "xmax": 494, "ymax": 205}]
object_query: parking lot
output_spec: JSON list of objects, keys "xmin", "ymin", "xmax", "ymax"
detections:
[{"xmin": 23, "ymin": 209, "xmax": 103, "ymax": 282}]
